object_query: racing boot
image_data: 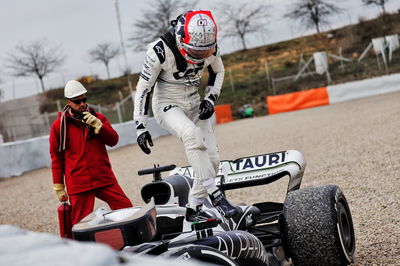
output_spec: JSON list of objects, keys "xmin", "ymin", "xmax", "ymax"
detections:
[
  {"xmin": 209, "ymin": 189, "xmax": 238, "ymax": 218},
  {"xmin": 185, "ymin": 205, "xmax": 215, "ymax": 222}
]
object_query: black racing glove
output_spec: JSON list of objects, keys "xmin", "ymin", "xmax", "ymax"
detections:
[
  {"xmin": 199, "ymin": 100, "xmax": 214, "ymax": 120},
  {"xmin": 137, "ymin": 129, "xmax": 153, "ymax": 154}
]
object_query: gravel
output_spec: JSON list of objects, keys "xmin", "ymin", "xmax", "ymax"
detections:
[{"xmin": 0, "ymin": 91, "xmax": 399, "ymax": 265}]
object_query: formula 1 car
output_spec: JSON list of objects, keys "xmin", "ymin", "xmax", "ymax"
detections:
[{"xmin": 72, "ymin": 150, "xmax": 355, "ymax": 266}]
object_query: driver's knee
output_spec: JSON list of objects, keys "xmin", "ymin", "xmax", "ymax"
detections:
[
  {"xmin": 181, "ymin": 126, "xmax": 207, "ymax": 151},
  {"xmin": 209, "ymin": 151, "xmax": 220, "ymax": 173}
]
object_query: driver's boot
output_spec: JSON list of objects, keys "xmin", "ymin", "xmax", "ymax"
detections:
[
  {"xmin": 209, "ymin": 189, "xmax": 238, "ymax": 218},
  {"xmin": 185, "ymin": 205, "xmax": 215, "ymax": 222}
]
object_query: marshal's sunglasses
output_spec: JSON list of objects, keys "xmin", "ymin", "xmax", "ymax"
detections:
[{"xmin": 70, "ymin": 97, "xmax": 87, "ymax": 104}]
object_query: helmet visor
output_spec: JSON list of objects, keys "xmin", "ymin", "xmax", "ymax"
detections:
[{"xmin": 185, "ymin": 46, "xmax": 215, "ymax": 59}]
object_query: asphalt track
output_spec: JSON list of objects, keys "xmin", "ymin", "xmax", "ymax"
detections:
[{"xmin": 0, "ymin": 91, "xmax": 399, "ymax": 265}]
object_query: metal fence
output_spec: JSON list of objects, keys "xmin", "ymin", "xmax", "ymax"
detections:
[
  {"xmin": 0, "ymin": 94, "xmax": 135, "ymax": 143},
  {"xmin": 94, "ymin": 93, "xmax": 134, "ymax": 125}
]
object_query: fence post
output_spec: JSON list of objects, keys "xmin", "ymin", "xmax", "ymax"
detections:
[
  {"xmin": 6, "ymin": 126, "xmax": 12, "ymax": 142},
  {"xmin": 228, "ymin": 68, "xmax": 235, "ymax": 92},
  {"xmin": 116, "ymin": 103, "xmax": 122, "ymax": 123},
  {"xmin": 118, "ymin": 90, "xmax": 126, "ymax": 118},
  {"xmin": 264, "ymin": 59, "xmax": 275, "ymax": 95},
  {"xmin": 6, "ymin": 116, "xmax": 12, "ymax": 142},
  {"xmin": 44, "ymin": 112, "xmax": 50, "ymax": 130},
  {"xmin": 9, "ymin": 116, "xmax": 16, "ymax": 142},
  {"xmin": 272, "ymin": 79, "xmax": 276, "ymax": 95},
  {"xmin": 57, "ymin": 100, "xmax": 62, "ymax": 111}
]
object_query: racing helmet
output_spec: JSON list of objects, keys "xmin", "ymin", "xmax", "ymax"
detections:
[{"xmin": 175, "ymin": 10, "xmax": 217, "ymax": 64}]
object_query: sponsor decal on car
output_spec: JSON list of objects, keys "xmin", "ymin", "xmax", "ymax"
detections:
[
  {"xmin": 170, "ymin": 150, "xmax": 305, "ymax": 190},
  {"xmin": 173, "ymin": 152, "xmax": 288, "ymax": 183},
  {"xmin": 233, "ymin": 152, "xmax": 286, "ymax": 172},
  {"xmin": 214, "ymin": 232, "xmax": 268, "ymax": 262}
]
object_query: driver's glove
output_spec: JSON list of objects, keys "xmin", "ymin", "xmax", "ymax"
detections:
[
  {"xmin": 54, "ymin": 183, "xmax": 68, "ymax": 202},
  {"xmin": 136, "ymin": 124, "xmax": 153, "ymax": 154},
  {"xmin": 83, "ymin": 112, "xmax": 103, "ymax": 134},
  {"xmin": 199, "ymin": 99, "xmax": 214, "ymax": 120}
]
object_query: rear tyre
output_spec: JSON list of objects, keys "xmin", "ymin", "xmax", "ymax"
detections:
[
  {"xmin": 163, "ymin": 244, "xmax": 238, "ymax": 266},
  {"xmin": 282, "ymin": 185, "xmax": 355, "ymax": 266}
]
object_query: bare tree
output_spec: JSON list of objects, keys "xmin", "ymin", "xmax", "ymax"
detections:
[
  {"xmin": 216, "ymin": 2, "xmax": 269, "ymax": 50},
  {"xmin": 129, "ymin": 0, "xmax": 197, "ymax": 51},
  {"xmin": 89, "ymin": 43, "xmax": 119, "ymax": 79},
  {"xmin": 285, "ymin": 0, "xmax": 343, "ymax": 34},
  {"xmin": 6, "ymin": 40, "xmax": 65, "ymax": 93},
  {"xmin": 362, "ymin": 0, "xmax": 390, "ymax": 15}
]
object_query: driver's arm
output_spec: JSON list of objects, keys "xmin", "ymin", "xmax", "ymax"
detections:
[
  {"xmin": 134, "ymin": 43, "xmax": 163, "ymax": 128},
  {"xmin": 205, "ymin": 51, "xmax": 225, "ymax": 104}
]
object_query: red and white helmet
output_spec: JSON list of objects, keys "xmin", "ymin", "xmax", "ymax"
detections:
[{"xmin": 175, "ymin": 10, "xmax": 217, "ymax": 64}]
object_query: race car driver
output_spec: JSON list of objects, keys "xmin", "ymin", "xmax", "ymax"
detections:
[{"xmin": 133, "ymin": 10, "xmax": 237, "ymax": 222}]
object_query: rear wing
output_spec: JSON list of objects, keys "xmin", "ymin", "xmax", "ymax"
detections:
[{"xmin": 170, "ymin": 150, "xmax": 306, "ymax": 193}]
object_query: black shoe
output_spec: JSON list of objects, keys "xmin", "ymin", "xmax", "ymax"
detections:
[
  {"xmin": 209, "ymin": 190, "xmax": 238, "ymax": 218},
  {"xmin": 186, "ymin": 205, "xmax": 215, "ymax": 222}
]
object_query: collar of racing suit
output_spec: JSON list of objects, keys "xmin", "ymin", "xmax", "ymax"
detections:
[{"xmin": 161, "ymin": 28, "xmax": 187, "ymax": 72}]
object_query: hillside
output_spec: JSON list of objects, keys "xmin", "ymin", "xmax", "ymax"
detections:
[{"xmin": 44, "ymin": 11, "xmax": 400, "ymax": 121}]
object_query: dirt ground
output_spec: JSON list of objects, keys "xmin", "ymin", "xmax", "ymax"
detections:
[{"xmin": 1, "ymin": 91, "xmax": 399, "ymax": 265}]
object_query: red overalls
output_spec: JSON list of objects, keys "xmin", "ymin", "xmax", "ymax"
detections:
[{"xmin": 49, "ymin": 111, "xmax": 132, "ymax": 225}]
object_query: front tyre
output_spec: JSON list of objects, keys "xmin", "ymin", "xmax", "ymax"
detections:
[{"xmin": 282, "ymin": 185, "xmax": 355, "ymax": 266}]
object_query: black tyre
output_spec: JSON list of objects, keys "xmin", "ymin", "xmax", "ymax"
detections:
[
  {"xmin": 163, "ymin": 244, "xmax": 238, "ymax": 266},
  {"xmin": 282, "ymin": 185, "xmax": 355, "ymax": 266}
]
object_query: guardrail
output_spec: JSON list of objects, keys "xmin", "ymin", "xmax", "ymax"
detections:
[{"xmin": 0, "ymin": 118, "xmax": 169, "ymax": 178}]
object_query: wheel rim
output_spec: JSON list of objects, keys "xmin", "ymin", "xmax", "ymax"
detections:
[{"xmin": 337, "ymin": 200, "xmax": 355, "ymax": 254}]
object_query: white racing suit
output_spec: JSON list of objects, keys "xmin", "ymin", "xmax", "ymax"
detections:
[{"xmin": 134, "ymin": 33, "xmax": 224, "ymax": 201}]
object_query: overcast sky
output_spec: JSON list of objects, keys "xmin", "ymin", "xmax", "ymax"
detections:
[{"xmin": 0, "ymin": 0, "xmax": 399, "ymax": 101}]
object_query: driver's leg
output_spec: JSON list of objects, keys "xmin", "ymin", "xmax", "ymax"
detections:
[
  {"xmin": 197, "ymin": 119, "xmax": 238, "ymax": 219},
  {"xmin": 154, "ymin": 104, "xmax": 216, "ymax": 221}
]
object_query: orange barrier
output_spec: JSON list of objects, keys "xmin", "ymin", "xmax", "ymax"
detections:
[
  {"xmin": 267, "ymin": 87, "xmax": 329, "ymax": 115},
  {"xmin": 214, "ymin": 104, "xmax": 233, "ymax": 124}
]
